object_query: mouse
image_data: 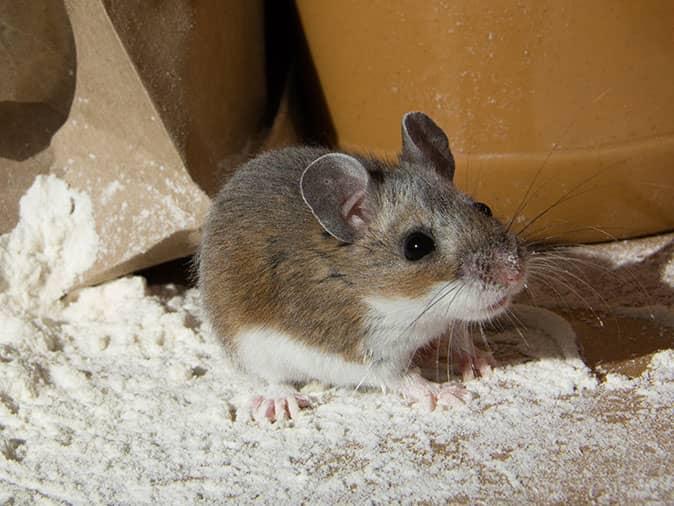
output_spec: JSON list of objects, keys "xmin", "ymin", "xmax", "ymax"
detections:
[{"xmin": 198, "ymin": 111, "xmax": 528, "ymax": 422}]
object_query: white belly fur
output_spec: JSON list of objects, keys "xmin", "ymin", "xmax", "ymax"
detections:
[
  {"xmin": 236, "ymin": 327, "xmax": 396, "ymax": 387},
  {"xmin": 235, "ymin": 282, "xmax": 478, "ymax": 388}
]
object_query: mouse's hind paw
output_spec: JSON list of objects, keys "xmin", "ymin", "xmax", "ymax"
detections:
[{"xmin": 249, "ymin": 386, "xmax": 311, "ymax": 424}]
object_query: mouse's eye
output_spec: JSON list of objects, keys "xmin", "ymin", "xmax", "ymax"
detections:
[
  {"xmin": 403, "ymin": 231, "xmax": 435, "ymax": 261},
  {"xmin": 474, "ymin": 202, "xmax": 492, "ymax": 217}
]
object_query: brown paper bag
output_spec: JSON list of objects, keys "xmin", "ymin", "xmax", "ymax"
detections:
[{"xmin": 0, "ymin": 0, "xmax": 270, "ymax": 287}]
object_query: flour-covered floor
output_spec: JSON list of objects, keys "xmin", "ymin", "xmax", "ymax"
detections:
[{"xmin": 0, "ymin": 177, "xmax": 672, "ymax": 504}]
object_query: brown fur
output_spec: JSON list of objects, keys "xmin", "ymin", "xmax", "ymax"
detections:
[{"xmin": 200, "ymin": 147, "xmax": 372, "ymax": 363}]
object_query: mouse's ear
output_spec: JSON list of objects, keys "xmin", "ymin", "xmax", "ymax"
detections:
[
  {"xmin": 300, "ymin": 153, "xmax": 371, "ymax": 243},
  {"xmin": 401, "ymin": 111, "xmax": 455, "ymax": 182}
]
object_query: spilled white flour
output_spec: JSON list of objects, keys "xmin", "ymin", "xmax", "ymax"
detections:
[
  {"xmin": 0, "ymin": 175, "xmax": 98, "ymax": 312},
  {"xmin": 0, "ymin": 179, "xmax": 672, "ymax": 504}
]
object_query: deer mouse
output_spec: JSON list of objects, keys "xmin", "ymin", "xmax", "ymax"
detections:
[{"xmin": 199, "ymin": 112, "xmax": 527, "ymax": 422}]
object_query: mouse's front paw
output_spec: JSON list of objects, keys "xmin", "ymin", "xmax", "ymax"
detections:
[
  {"xmin": 250, "ymin": 390, "xmax": 311, "ymax": 424},
  {"xmin": 398, "ymin": 372, "xmax": 470, "ymax": 411},
  {"xmin": 452, "ymin": 347, "xmax": 496, "ymax": 381}
]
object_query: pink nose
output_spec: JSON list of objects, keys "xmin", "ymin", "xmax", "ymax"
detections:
[{"xmin": 496, "ymin": 266, "xmax": 524, "ymax": 287}]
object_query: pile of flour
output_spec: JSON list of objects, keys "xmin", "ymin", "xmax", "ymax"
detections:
[{"xmin": 0, "ymin": 177, "xmax": 672, "ymax": 504}]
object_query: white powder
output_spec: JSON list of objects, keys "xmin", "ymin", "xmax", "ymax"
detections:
[
  {"xmin": 0, "ymin": 180, "xmax": 671, "ymax": 504},
  {"xmin": 603, "ymin": 372, "xmax": 635, "ymax": 390},
  {"xmin": 100, "ymin": 180, "xmax": 123, "ymax": 205},
  {"xmin": 0, "ymin": 175, "xmax": 98, "ymax": 313}
]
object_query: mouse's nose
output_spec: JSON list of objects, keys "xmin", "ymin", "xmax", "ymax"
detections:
[
  {"xmin": 494, "ymin": 262, "xmax": 525, "ymax": 288},
  {"xmin": 491, "ymin": 248, "xmax": 527, "ymax": 289},
  {"xmin": 460, "ymin": 246, "xmax": 527, "ymax": 290},
  {"xmin": 462, "ymin": 252, "xmax": 515, "ymax": 283}
]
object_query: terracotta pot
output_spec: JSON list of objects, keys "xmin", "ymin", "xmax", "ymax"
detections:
[{"xmin": 296, "ymin": 0, "xmax": 674, "ymax": 242}]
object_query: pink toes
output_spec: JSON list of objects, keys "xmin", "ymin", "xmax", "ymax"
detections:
[
  {"xmin": 436, "ymin": 382, "xmax": 473, "ymax": 405},
  {"xmin": 453, "ymin": 348, "xmax": 496, "ymax": 381},
  {"xmin": 399, "ymin": 373, "xmax": 470, "ymax": 411},
  {"xmin": 250, "ymin": 394, "xmax": 311, "ymax": 423}
]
